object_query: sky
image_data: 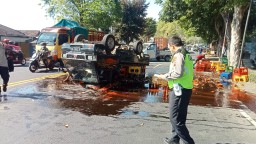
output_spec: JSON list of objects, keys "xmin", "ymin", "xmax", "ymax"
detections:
[{"xmin": 0, "ymin": 0, "xmax": 161, "ymax": 31}]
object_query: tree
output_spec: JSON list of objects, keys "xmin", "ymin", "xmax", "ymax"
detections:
[
  {"xmin": 156, "ymin": 0, "xmax": 251, "ymax": 67},
  {"xmin": 114, "ymin": 0, "xmax": 149, "ymax": 44},
  {"xmin": 40, "ymin": 0, "xmax": 122, "ymax": 32},
  {"xmin": 154, "ymin": 21, "xmax": 187, "ymax": 38},
  {"xmin": 141, "ymin": 17, "xmax": 157, "ymax": 42}
]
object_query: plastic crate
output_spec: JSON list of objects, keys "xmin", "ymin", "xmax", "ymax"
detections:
[
  {"xmin": 220, "ymin": 72, "xmax": 232, "ymax": 80},
  {"xmin": 233, "ymin": 75, "xmax": 249, "ymax": 82},
  {"xmin": 225, "ymin": 66, "xmax": 233, "ymax": 72},
  {"xmin": 233, "ymin": 67, "xmax": 248, "ymax": 76},
  {"xmin": 195, "ymin": 64, "xmax": 206, "ymax": 72},
  {"xmin": 211, "ymin": 61, "xmax": 221, "ymax": 67},
  {"xmin": 221, "ymin": 56, "xmax": 228, "ymax": 65}
]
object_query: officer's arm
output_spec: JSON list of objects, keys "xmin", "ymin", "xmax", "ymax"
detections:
[{"xmin": 165, "ymin": 53, "xmax": 185, "ymax": 79}]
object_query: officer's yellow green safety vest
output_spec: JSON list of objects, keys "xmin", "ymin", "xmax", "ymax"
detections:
[{"xmin": 168, "ymin": 53, "xmax": 194, "ymax": 89}]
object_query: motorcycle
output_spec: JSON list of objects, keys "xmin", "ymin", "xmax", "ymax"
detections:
[
  {"xmin": 5, "ymin": 44, "xmax": 26, "ymax": 65},
  {"xmin": 29, "ymin": 51, "xmax": 55, "ymax": 72}
]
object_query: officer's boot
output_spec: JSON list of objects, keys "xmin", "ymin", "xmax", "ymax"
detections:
[{"xmin": 3, "ymin": 84, "xmax": 7, "ymax": 92}]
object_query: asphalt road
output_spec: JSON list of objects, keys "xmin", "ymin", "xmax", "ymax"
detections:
[{"xmin": 0, "ymin": 62, "xmax": 256, "ymax": 144}]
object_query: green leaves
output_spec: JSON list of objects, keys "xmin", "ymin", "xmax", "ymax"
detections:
[
  {"xmin": 114, "ymin": 0, "xmax": 149, "ymax": 44},
  {"xmin": 40, "ymin": 0, "xmax": 122, "ymax": 32}
]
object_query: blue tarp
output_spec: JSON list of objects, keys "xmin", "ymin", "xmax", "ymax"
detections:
[
  {"xmin": 53, "ymin": 19, "xmax": 88, "ymax": 38},
  {"xmin": 54, "ymin": 19, "xmax": 81, "ymax": 28}
]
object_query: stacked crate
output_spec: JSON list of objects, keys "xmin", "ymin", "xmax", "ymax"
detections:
[
  {"xmin": 210, "ymin": 61, "xmax": 220, "ymax": 72},
  {"xmin": 221, "ymin": 56, "xmax": 228, "ymax": 65},
  {"xmin": 232, "ymin": 67, "xmax": 249, "ymax": 82},
  {"xmin": 220, "ymin": 66, "xmax": 233, "ymax": 80},
  {"xmin": 195, "ymin": 60, "xmax": 211, "ymax": 72},
  {"xmin": 218, "ymin": 64, "xmax": 226, "ymax": 73}
]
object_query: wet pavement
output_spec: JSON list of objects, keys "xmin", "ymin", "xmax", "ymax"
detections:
[
  {"xmin": 2, "ymin": 69, "xmax": 256, "ymax": 144},
  {"xmin": 4, "ymin": 72, "xmax": 256, "ymax": 116}
]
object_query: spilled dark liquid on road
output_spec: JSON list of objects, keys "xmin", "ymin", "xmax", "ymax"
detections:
[{"xmin": 7, "ymin": 73, "xmax": 256, "ymax": 116}]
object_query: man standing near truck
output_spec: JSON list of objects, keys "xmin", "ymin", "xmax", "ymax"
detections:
[{"xmin": 154, "ymin": 36, "xmax": 195, "ymax": 144}]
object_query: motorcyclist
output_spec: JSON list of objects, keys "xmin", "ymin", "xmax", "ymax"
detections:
[{"xmin": 39, "ymin": 42, "xmax": 50, "ymax": 70}]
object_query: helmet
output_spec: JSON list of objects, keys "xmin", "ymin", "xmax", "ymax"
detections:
[
  {"xmin": 41, "ymin": 42, "xmax": 47, "ymax": 46},
  {"xmin": 3, "ymin": 39, "xmax": 10, "ymax": 43}
]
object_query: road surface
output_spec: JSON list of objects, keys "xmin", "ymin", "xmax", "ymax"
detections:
[{"xmin": 0, "ymin": 62, "xmax": 256, "ymax": 144}]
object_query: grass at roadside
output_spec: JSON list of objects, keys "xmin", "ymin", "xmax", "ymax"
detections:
[{"xmin": 249, "ymin": 69, "xmax": 256, "ymax": 83}]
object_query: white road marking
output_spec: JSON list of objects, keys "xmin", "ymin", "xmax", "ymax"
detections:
[
  {"xmin": 239, "ymin": 109, "xmax": 256, "ymax": 128},
  {"xmin": 153, "ymin": 64, "xmax": 162, "ymax": 68}
]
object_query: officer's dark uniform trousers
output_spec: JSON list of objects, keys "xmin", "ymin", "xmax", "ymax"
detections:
[
  {"xmin": 0, "ymin": 66, "xmax": 9, "ymax": 86},
  {"xmin": 169, "ymin": 88, "xmax": 195, "ymax": 144}
]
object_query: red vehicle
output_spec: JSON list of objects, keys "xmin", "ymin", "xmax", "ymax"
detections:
[{"xmin": 5, "ymin": 44, "xmax": 26, "ymax": 65}]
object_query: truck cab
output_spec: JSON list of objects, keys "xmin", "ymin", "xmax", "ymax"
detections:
[
  {"xmin": 35, "ymin": 19, "xmax": 104, "ymax": 59},
  {"xmin": 36, "ymin": 27, "xmax": 70, "ymax": 58},
  {"xmin": 143, "ymin": 43, "xmax": 171, "ymax": 62}
]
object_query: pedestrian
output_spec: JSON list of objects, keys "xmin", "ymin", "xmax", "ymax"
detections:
[
  {"xmin": 199, "ymin": 47, "xmax": 203, "ymax": 55},
  {"xmin": 193, "ymin": 53, "xmax": 205, "ymax": 67},
  {"xmin": 0, "ymin": 42, "xmax": 10, "ymax": 94},
  {"xmin": 154, "ymin": 36, "xmax": 195, "ymax": 144}
]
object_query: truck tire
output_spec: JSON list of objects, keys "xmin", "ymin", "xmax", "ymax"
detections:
[
  {"xmin": 101, "ymin": 34, "xmax": 115, "ymax": 53},
  {"xmin": 133, "ymin": 41, "xmax": 143, "ymax": 55},
  {"xmin": 74, "ymin": 34, "xmax": 86, "ymax": 42},
  {"xmin": 164, "ymin": 55, "xmax": 171, "ymax": 62}
]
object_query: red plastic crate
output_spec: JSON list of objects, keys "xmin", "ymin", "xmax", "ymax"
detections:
[
  {"xmin": 195, "ymin": 64, "xmax": 206, "ymax": 72},
  {"xmin": 233, "ymin": 67, "xmax": 248, "ymax": 76}
]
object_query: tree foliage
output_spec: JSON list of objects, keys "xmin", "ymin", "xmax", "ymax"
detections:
[
  {"xmin": 40, "ymin": 0, "xmax": 122, "ymax": 32},
  {"xmin": 156, "ymin": 0, "xmax": 254, "ymax": 67},
  {"xmin": 154, "ymin": 21, "xmax": 184, "ymax": 38},
  {"xmin": 114, "ymin": 0, "xmax": 149, "ymax": 44},
  {"xmin": 155, "ymin": 0, "xmax": 249, "ymax": 42},
  {"xmin": 141, "ymin": 17, "xmax": 157, "ymax": 41}
]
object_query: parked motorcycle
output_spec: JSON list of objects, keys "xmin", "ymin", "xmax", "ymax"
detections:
[
  {"xmin": 29, "ymin": 51, "xmax": 55, "ymax": 72},
  {"xmin": 5, "ymin": 44, "xmax": 26, "ymax": 65}
]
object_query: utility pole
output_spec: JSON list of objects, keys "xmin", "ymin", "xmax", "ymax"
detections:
[{"xmin": 238, "ymin": 0, "xmax": 253, "ymax": 67}]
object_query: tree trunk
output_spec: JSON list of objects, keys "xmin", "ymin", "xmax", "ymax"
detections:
[
  {"xmin": 220, "ymin": 13, "xmax": 232, "ymax": 57},
  {"xmin": 229, "ymin": 5, "xmax": 247, "ymax": 67}
]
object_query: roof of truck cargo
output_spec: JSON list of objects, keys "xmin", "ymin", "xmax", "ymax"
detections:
[{"xmin": 41, "ymin": 27, "xmax": 71, "ymax": 33}]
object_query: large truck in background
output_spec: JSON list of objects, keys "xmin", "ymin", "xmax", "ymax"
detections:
[
  {"xmin": 35, "ymin": 19, "xmax": 104, "ymax": 58},
  {"xmin": 153, "ymin": 37, "xmax": 168, "ymax": 50},
  {"xmin": 143, "ymin": 42, "xmax": 171, "ymax": 62}
]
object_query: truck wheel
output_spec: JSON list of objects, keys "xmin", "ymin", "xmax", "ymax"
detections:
[
  {"xmin": 101, "ymin": 34, "xmax": 115, "ymax": 53},
  {"xmin": 164, "ymin": 55, "xmax": 171, "ymax": 62},
  {"xmin": 133, "ymin": 41, "xmax": 143, "ymax": 55},
  {"xmin": 74, "ymin": 34, "xmax": 86, "ymax": 42},
  {"xmin": 156, "ymin": 56, "xmax": 160, "ymax": 61}
]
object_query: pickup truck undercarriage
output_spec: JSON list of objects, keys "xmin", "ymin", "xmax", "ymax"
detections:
[{"xmin": 62, "ymin": 34, "xmax": 150, "ymax": 87}]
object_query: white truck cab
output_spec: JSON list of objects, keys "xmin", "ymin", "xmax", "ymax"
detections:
[{"xmin": 143, "ymin": 43, "xmax": 171, "ymax": 61}]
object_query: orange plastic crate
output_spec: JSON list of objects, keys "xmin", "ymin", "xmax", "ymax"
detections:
[{"xmin": 195, "ymin": 64, "xmax": 205, "ymax": 72}]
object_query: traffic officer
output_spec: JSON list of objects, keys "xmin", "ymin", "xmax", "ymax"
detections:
[
  {"xmin": 155, "ymin": 36, "xmax": 195, "ymax": 144},
  {"xmin": 0, "ymin": 42, "xmax": 10, "ymax": 93}
]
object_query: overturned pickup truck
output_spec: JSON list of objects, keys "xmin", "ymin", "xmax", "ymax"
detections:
[{"xmin": 61, "ymin": 34, "xmax": 150, "ymax": 86}]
